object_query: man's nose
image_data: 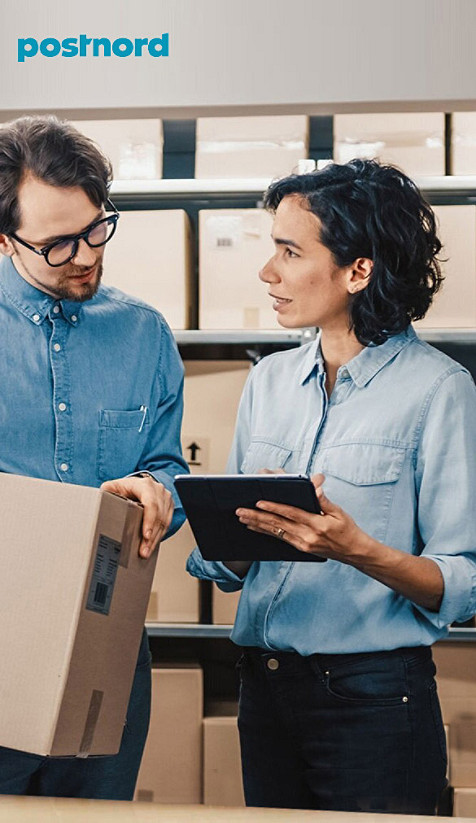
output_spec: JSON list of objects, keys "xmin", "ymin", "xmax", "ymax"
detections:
[{"xmin": 71, "ymin": 237, "xmax": 97, "ymax": 267}]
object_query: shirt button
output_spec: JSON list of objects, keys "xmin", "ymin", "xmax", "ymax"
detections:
[
  {"xmin": 71, "ymin": 315, "xmax": 77, "ymax": 322},
  {"xmin": 266, "ymin": 658, "xmax": 280, "ymax": 671},
  {"xmin": 32, "ymin": 314, "xmax": 40, "ymax": 322},
  {"xmin": 60, "ymin": 463, "xmax": 69, "ymax": 472},
  {"xmin": 53, "ymin": 305, "xmax": 60, "ymax": 314},
  {"xmin": 53, "ymin": 343, "xmax": 61, "ymax": 352},
  {"xmin": 58, "ymin": 402, "xmax": 67, "ymax": 412}
]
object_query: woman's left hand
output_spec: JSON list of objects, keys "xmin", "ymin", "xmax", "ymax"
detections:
[{"xmin": 235, "ymin": 473, "xmax": 364, "ymax": 563}]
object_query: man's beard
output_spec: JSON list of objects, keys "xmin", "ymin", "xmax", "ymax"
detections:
[{"xmin": 50, "ymin": 261, "xmax": 103, "ymax": 302}]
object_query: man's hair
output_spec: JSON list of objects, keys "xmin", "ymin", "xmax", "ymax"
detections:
[
  {"xmin": 0, "ymin": 115, "xmax": 112, "ymax": 235},
  {"xmin": 264, "ymin": 159, "xmax": 443, "ymax": 346}
]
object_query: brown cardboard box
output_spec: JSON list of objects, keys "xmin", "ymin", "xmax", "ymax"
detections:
[
  {"xmin": 203, "ymin": 703, "xmax": 245, "ymax": 806},
  {"xmin": 0, "ymin": 472, "xmax": 153, "ymax": 757},
  {"xmin": 453, "ymin": 788, "xmax": 476, "ymax": 817},
  {"xmin": 135, "ymin": 664, "xmax": 203, "ymax": 803},
  {"xmin": 433, "ymin": 642, "xmax": 476, "ymax": 787},
  {"xmin": 199, "ymin": 209, "xmax": 278, "ymax": 330},
  {"xmin": 415, "ymin": 205, "xmax": 476, "ymax": 329},
  {"xmin": 103, "ymin": 209, "xmax": 193, "ymax": 329},
  {"xmin": 452, "ymin": 113, "xmax": 476, "ymax": 175},
  {"xmin": 334, "ymin": 113, "xmax": 445, "ymax": 177},
  {"xmin": 195, "ymin": 116, "xmax": 309, "ymax": 180},
  {"xmin": 71, "ymin": 118, "xmax": 163, "ymax": 179},
  {"xmin": 212, "ymin": 587, "xmax": 241, "ymax": 625},
  {"xmin": 147, "ymin": 521, "xmax": 200, "ymax": 623}
]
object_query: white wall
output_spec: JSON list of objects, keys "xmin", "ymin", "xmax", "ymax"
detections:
[{"xmin": 2, "ymin": 0, "xmax": 476, "ymax": 116}]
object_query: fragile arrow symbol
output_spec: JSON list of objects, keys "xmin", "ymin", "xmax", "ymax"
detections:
[{"xmin": 187, "ymin": 442, "xmax": 201, "ymax": 463}]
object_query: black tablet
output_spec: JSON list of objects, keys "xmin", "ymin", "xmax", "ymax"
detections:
[{"xmin": 174, "ymin": 473, "xmax": 325, "ymax": 562}]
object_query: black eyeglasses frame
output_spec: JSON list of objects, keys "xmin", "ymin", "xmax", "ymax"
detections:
[{"xmin": 9, "ymin": 198, "xmax": 120, "ymax": 268}]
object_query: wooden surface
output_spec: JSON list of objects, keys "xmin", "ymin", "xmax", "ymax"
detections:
[{"xmin": 0, "ymin": 797, "xmax": 473, "ymax": 823}]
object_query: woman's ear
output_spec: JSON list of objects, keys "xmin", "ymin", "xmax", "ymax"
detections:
[{"xmin": 347, "ymin": 257, "xmax": 373, "ymax": 294}]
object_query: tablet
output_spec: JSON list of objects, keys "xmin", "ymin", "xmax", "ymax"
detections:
[{"xmin": 174, "ymin": 473, "xmax": 325, "ymax": 562}]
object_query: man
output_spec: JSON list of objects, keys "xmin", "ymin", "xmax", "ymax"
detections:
[
  {"xmin": 187, "ymin": 159, "xmax": 476, "ymax": 814},
  {"xmin": 0, "ymin": 115, "xmax": 188, "ymax": 798}
]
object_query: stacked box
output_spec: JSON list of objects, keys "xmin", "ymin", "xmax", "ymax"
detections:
[
  {"xmin": 102, "ymin": 209, "xmax": 193, "ymax": 329},
  {"xmin": 196, "ymin": 116, "xmax": 309, "ymax": 180},
  {"xmin": 433, "ymin": 642, "xmax": 476, "ymax": 788},
  {"xmin": 147, "ymin": 522, "xmax": 200, "ymax": 623},
  {"xmin": 71, "ymin": 118, "xmax": 163, "ymax": 179},
  {"xmin": 199, "ymin": 208, "xmax": 279, "ymax": 329},
  {"xmin": 203, "ymin": 702, "xmax": 245, "ymax": 806},
  {"xmin": 415, "ymin": 205, "xmax": 476, "ymax": 329},
  {"xmin": 452, "ymin": 113, "xmax": 476, "ymax": 175},
  {"xmin": 134, "ymin": 664, "xmax": 203, "ymax": 803},
  {"xmin": 334, "ymin": 113, "xmax": 445, "ymax": 177},
  {"xmin": 212, "ymin": 587, "xmax": 241, "ymax": 625}
]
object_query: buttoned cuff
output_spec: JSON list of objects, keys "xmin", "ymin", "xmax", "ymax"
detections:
[{"xmin": 186, "ymin": 547, "xmax": 245, "ymax": 591}]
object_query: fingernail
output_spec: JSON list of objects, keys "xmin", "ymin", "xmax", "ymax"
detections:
[
  {"xmin": 236, "ymin": 509, "xmax": 243, "ymax": 515},
  {"xmin": 256, "ymin": 502, "xmax": 267, "ymax": 509},
  {"xmin": 145, "ymin": 529, "xmax": 152, "ymax": 539},
  {"xmin": 141, "ymin": 545, "xmax": 150, "ymax": 558}
]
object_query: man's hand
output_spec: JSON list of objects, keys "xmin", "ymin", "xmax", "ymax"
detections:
[{"xmin": 101, "ymin": 475, "xmax": 174, "ymax": 559}]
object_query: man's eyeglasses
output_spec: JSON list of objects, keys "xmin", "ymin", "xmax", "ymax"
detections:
[{"xmin": 10, "ymin": 199, "xmax": 120, "ymax": 268}]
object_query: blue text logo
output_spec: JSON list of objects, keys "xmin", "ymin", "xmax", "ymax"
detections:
[{"xmin": 18, "ymin": 34, "xmax": 169, "ymax": 62}]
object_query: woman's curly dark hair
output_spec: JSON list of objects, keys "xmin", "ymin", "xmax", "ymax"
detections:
[{"xmin": 264, "ymin": 159, "xmax": 443, "ymax": 346}]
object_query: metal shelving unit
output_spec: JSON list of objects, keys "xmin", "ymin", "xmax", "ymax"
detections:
[{"xmin": 146, "ymin": 623, "xmax": 476, "ymax": 641}]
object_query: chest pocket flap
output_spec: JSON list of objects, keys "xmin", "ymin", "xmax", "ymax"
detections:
[
  {"xmin": 319, "ymin": 442, "xmax": 406, "ymax": 486},
  {"xmin": 241, "ymin": 440, "xmax": 292, "ymax": 474}
]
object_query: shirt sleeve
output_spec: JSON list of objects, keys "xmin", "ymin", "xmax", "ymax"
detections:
[
  {"xmin": 134, "ymin": 318, "xmax": 189, "ymax": 538},
  {"xmin": 185, "ymin": 365, "xmax": 257, "ymax": 590},
  {"xmin": 413, "ymin": 367, "xmax": 476, "ymax": 627}
]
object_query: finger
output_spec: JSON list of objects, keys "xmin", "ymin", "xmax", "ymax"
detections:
[
  {"xmin": 253, "ymin": 500, "xmax": 318, "ymax": 526},
  {"xmin": 258, "ymin": 468, "xmax": 287, "ymax": 475}
]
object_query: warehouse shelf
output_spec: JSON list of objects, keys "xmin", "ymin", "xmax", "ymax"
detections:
[
  {"xmin": 111, "ymin": 175, "xmax": 476, "ymax": 199},
  {"xmin": 173, "ymin": 329, "xmax": 317, "ymax": 346},
  {"xmin": 418, "ymin": 329, "xmax": 476, "ymax": 343},
  {"xmin": 146, "ymin": 623, "xmax": 476, "ymax": 641}
]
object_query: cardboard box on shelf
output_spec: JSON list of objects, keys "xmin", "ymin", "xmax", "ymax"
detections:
[
  {"xmin": 415, "ymin": 205, "xmax": 476, "ymax": 329},
  {"xmin": 147, "ymin": 521, "xmax": 200, "ymax": 623},
  {"xmin": 452, "ymin": 113, "xmax": 476, "ymax": 175},
  {"xmin": 71, "ymin": 118, "xmax": 163, "ymax": 179},
  {"xmin": 195, "ymin": 115, "xmax": 309, "ymax": 180},
  {"xmin": 212, "ymin": 586, "xmax": 241, "ymax": 625},
  {"xmin": 333, "ymin": 113, "xmax": 445, "ymax": 177},
  {"xmin": 103, "ymin": 209, "xmax": 193, "ymax": 329},
  {"xmin": 134, "ymin": 664, "xmax": 203, "ymax": 803},
  {"xmin": 181, "ymin": 360, "xmax": 251, "ymax": 474},
  {"xmin": 199, "ymin": 209, "xmax": 278, "ymax": 330},
  {"xmin": 453, "ymin": 788, "xmax": 476, "ymax": 818},
  {"xmin": 0, "ymin": 472, "xmax": 153, "ymax": 757},
  {"xmin": 433, "ymin": 642, "xmax": 476, "ymax": 787},
  {"xmin": 203, "ymin": 702, "xmax": 245, "ymax": 807}
]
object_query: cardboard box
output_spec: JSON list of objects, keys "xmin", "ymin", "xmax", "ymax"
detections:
[
  {"xmin": 196, "ymin": 115, "xmax": 309, "ymax": 180},
  {"xmin": 433, "ymin": 642, "xmax": 476, "ymax": 787},
  {"xmin": 147, "ymin": 521, "xmax": 200, "ymax": 623},
  {"xmin": 415, "ymin": 205, "xmax": 476, "ymax": 329},
  {"xmin": 199, "ymin": 209, "xmax": 279, "ymax": 329},
  {"xmin": 103, "ymin": 209, "xmax": 193, "ymax": 329},
  {"xmin": 181, "ymin": 361, "xmax": 251, "ymax": 474},
  {"xmin": 71, "ymin": 118, "xmax": 163, "ymax": 179},
  {"xmin": 0, "ymin": 472, "xmax": 154, "ymax": 757},
  {"xmin": 453, "ymin": 788, "xmax": 476, "ymax": 817},
  {"xmin": 334, "ymin": 113, "xmax": 445, "ymax": 177},
  {"xmin": 452, "ymin": 113, "xmax": 476, "ymax": 175},
  {"xmin": 212, "ymin": 586, "xmax": 241, "ymax": 625},
  {"xmin": 203, "ymin": 703, "xmax": 245, "ymax": 806},
  {"xmin": 134, "ymin": 664, "xmax": 203, "ymax": 803}
]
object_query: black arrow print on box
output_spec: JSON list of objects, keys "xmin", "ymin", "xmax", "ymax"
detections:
[{"xmin": 187, "ymin": 442, "xmax": 202, "ymax": 465}]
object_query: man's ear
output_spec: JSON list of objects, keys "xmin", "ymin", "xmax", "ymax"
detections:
[
  {"xmin": 347, "ymin": 257, "xmax": 373, "ymax": 295},
  {"xmin": 0, "ymin": 234, "xmax": 15, "ymax": 257}
]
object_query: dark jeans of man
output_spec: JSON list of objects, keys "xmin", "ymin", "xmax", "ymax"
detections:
[
  {"xmin": 0, "ymin": 629, "xmax": 151, "ymax": 799},
  {"xmin": 238, "ymin": 645, "xmax": 447, "ymax": 813}
]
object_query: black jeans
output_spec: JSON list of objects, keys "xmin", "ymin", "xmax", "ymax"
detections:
[
  {"xmin": 0, "ymin": 630, "xmax": 151, "ymax": 799},
  {"xmin": 238, "ymin": 645, "xmax": 447, "ymax": 813}
]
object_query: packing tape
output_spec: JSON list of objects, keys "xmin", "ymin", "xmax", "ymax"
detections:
[{"xmin": 78, "ymin": 689, "xmax": 104, "ymax": 758}]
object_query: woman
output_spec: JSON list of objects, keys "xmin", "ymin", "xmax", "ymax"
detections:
[{"xmin": 187, "ymin": 159, "xmax": 476, "ymax": 813}]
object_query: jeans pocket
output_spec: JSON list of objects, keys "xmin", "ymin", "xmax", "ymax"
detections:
[{"xmin": 312, "ymin": 652, "xmax": 409, "ymax": 706}]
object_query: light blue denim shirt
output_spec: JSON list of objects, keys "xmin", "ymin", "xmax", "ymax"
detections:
[
  {"xmin": 0, "ymin": 254, "xmax": 188, "ymax": 536},
  {"xmin": 187, "ymin": 326, "xmax": 476, "ymax": 653}
]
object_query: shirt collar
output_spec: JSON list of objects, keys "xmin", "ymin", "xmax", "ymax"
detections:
[
  {"xmin": 299, "ymin": 326, "xmax": 417, "ymax": 387},
  {"xmin": 0, "ymin": 254, "xmax": 83, "ymax": 326}
]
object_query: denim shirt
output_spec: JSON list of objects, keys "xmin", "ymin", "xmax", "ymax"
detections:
[
  {"xmin": 187, "ymin": 327, "xmax": 476, "ymax": 653},
  {"xmin": 0, "ymin": 254, "xmax": 188, "ymax": 536}
]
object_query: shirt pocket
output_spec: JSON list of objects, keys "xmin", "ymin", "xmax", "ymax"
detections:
[
  {"xmin": 240, "ymin": 439, "xmax": 293, "ymax": 474},
  {"xmin": 97, "ymin": 408, "xmax": 150, "ymax": 483},
  {"xmin": 318, "ymin": 442, "xmax": 407, "ymax": 542}
]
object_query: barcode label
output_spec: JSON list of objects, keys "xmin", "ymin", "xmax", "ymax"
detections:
[
  {"xmin": 216, "ymin": 236, "xmax": 233, "ymax": 248},
  {"xmin": 86, "ymin": 534, "xmax": 122, "ymax": 616}
]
